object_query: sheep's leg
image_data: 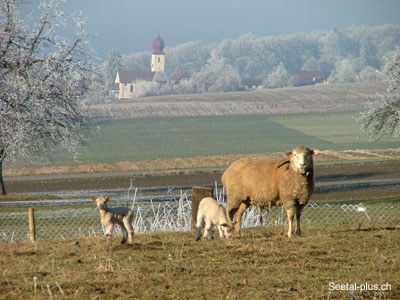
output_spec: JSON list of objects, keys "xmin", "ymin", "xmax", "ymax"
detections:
[
  {"xmin": 295, "ymin": 203, "xmax": 305, "ymax": 236},
  {"xmin": 226, "ymin": 205, "xmax": 237, "ymax": 224},
  {"xmin": 258, "ymin": 206, "xmax": 263, "ymax": 225},
  {"xmin": 285, "ymin": 206, "xmax": 295, "ymax": 238},
  {"xmin": 233, "ymin": 201, "xmax": 249, "ymax": 234},
  {"xmin": 119, "ymin": 223, "xmax": 128, "ymax": 244},
  {"xmin": 123, "ymin": 217, "xmax": 134, "ymax": 244},
  {"xmin": 285, "ymin": 204, "xmax": 295, "ymax": 238}
]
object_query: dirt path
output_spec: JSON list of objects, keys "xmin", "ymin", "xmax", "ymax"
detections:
[{"xmin": 3, "ymin": 160, "xmax": 400, "ymax": 203}]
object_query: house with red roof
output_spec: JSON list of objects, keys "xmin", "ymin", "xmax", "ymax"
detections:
[{"xmin": 291, "ymin": 71, "xmax": 330, "ymax": 87}]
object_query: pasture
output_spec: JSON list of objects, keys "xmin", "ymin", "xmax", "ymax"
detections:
[
  {"xmin": 1, "ymin": 224, "xmax": 399, "ymax": 299},
  {"xmin": 33, "ymin": 112, "xmax": 400, "ymax": 164}
]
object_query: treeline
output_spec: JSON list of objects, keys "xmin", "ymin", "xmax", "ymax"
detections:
[{"xmin": 96, "ymin": 24, "xmax": 400, "ymax": 100}]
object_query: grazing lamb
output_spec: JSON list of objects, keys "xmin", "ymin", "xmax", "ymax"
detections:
[
  {"xmin": 195, "ymin": 197, "xmax": 234, "ymax": 241},
  {"xmin": 91, "ymin": 196, "xmax": 134, "ymax": 245},
  {"xmin": 222, "ymin": 145, "xmax": 318, "ymax": 238}
]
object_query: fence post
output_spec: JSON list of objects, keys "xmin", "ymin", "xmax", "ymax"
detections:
[
  {"xmin": 191, "ymin": 186, "xmax": 213, "ymax": 230},
  {"xmin": 29, "ymin": 207, "xmax": 36, "ymax": 242}
]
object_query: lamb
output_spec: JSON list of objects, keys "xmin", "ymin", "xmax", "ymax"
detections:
[
  {"xmin": 222, "ymin": 145, "xmax": 318, "ymax": 238},
  {"xmin": 195, "ymin": 197, "xmax": 234, "ymax": 241},
  {"xmin": 91, "ymin": 196, "xmax": 134, "ymax": 245}
]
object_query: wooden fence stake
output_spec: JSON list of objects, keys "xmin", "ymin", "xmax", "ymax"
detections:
[
  {"xmin": 191, "ymin": 186, "xmax": 213, "ymax": 230},
  {"xmin": 29, "ymin": 207, "xmax": 36, "ymax": 242}
]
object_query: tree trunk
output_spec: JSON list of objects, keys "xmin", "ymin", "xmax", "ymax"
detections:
[{"xmin": 0, "ymin": 149, "xmax": 6, "ymax": 195}]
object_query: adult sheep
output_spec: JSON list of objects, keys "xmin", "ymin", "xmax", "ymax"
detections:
[{"xmin": 222, "ymin": 145, "xmax": 318, "ymax": 238}]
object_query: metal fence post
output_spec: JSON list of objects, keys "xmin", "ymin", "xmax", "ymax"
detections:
[
  {"xmin": 191, "ymin": 186, "xmax": 213, "ymax": 230},
  {"xmin": 29, "ymin": 207, "xmax": 36, "ymax": 242}
]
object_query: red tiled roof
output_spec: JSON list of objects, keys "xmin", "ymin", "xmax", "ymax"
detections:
[
  {"xmin": 292, "ymin": 71, "xmax": 330, "ymax": 86},
  {"xmin": 170, "ymin": 70, "xmax": 190, "ymax": 82},
  {"xmin": 117, "ymin": 70, "xmax": 155, "ymax": 83}
]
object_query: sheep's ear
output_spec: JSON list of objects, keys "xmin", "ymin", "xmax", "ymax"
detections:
[
  {"xmin": 284, "ymin": 151, "xmax": 292, "ymax": 158},
  {"xmin": 220, "ymin": 223, "xmax": 230, "ymax": 228},
  {"xmin": 90, "ymin": 196, "xmax": 97, "ymax": 202},
  {"xmin": 105, "ymin": 196, "xmax": 112, "ymax": 202},
  {"xmin": 311, "ymin": 149, "xmax": 319, "ymax": 156}
]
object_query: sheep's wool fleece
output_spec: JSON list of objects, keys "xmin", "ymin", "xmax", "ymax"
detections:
[{"xmin": 222, "ymin": 156, "xmax": 314, "ymax": 208}]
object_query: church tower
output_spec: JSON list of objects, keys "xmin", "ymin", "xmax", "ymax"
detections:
[{"xmin": 151, "ymin": 34, "xmax": 165, "ymax": 73}]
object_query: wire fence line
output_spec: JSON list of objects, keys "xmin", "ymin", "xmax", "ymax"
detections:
[{"xmin": 1, "ymin": 185, "xmax": 399, "ymax": 242}]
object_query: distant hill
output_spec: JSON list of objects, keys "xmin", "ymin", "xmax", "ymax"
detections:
[{"xmin": 87, "ymin": 81, "xmax": 387, "ymax": 119}]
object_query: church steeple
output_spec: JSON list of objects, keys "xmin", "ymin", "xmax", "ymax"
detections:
[{"xmin": 151, "ymin": 34, "xmax": 165, "ymax": 72}]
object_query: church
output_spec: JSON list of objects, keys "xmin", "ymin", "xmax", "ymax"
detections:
[{"xmin": 114, "ymin": 35, "xmax": 166, "ymax": 99}]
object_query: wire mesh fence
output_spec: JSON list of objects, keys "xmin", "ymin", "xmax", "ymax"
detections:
[{"xmin": 1, "ymin": 192, "xmax": 399, "ymax": 242}]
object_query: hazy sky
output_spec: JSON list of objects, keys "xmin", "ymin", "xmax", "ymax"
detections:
[{"xmin": 21, "ymin": 0, "xmax": 400, "ymax": 60}]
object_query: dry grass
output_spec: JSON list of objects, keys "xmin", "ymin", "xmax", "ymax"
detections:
[
  {"xmin": 5, "ymin": 149, "xmax": 400, "ymax": 178},
  {"xmin": 1, "ymin": 223, "xmax": 399, "ymax": 299},
  {"xmin": 88, "ymin": 82, "xmax": 387, "ymax": 119}
]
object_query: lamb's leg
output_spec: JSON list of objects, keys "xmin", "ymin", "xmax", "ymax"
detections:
[
  {"xmin": 217, "ymin": 225, "xmax": 224, "ymax": 239},
  {"xmin": 233, "ymin": 201, "xmax": 249, "ymax": 234},
  {"xmin": 119, "ymin": 223, "xmax": 128, "ymax": 244},
  {"xmin": 295, "ymin": 203, "xmax": 305, "ymax": 236},
  {"xmin": 195, "ymin": 215, "xmax": 204, "ymax": 241},
  {"xmin": 285, "ymin": 206, "xmax": 295, "ymax": 238},
  {"xmin": 204, "ymin": 219, "xmax": 212, "ymax": 239},
  {"xmin": 105, "ymin": 224, "xmax": 114, "ymax": 245},
  {"xmin": 123, "ymin": 217, "xmax": 134, "ymax": 244}
]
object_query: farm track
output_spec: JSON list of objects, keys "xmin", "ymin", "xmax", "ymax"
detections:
[{"xmin": 3, "ymin": 159, "xmax": 400, "ymax": 204}]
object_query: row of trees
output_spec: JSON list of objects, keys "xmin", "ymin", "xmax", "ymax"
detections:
[{"xmin": 100, "ymin": 25, "xmax": 400, "ymax": 98}]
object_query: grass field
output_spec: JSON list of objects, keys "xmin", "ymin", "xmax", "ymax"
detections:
[
  {"xmin": 36, "ymin": 112, "xmax": 400, "ymax": 164},
  {"xmin": 1, "ymin": 224, "xmax": 399, "ymax": 299}
]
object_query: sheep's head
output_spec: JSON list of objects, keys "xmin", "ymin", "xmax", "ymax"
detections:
[
  {"xmin": 91, "ymin": 196, "xmax": 112, "ymax": 210},
  {"xmin": 285, "ymin": 145, "xmax": 319, "ymax": 175}
]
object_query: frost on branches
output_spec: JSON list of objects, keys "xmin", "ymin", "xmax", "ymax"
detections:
[
  {"xmin": 360, "ymin": 46, "xmax": 400, "ymax": 139},
  {"xmin": 0, "ymin": 0, "xmax": 96, "ymax": 194}
]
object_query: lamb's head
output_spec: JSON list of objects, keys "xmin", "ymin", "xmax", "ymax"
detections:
[
  {"xmin": 220, "ymin": 222, "xmax": 235, "ymax": 238},
  {"xmin": 91, "ymin": 195, "xmax": 112, "ymax": 210},
  {"xmin": 285, "ymin": 145, "xmax": 318, "ymax": 175}
]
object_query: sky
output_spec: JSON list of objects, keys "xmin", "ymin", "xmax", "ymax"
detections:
[{"xmin": 20, "ymin": 0, "xmax": 400, "ymax": 61}]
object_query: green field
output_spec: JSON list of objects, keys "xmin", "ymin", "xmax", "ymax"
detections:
[{"xmin": 48, "ymin": 113, "xmax": 400, "ymax": 163}]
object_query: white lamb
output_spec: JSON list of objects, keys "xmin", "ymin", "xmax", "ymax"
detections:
[
  {"xmin": 91, "ymin": 196, "xmax": 134, "ymax": 245},
  {"xmin": 195, "ymin": 197, "xmax": 234, "ymax": 241}
]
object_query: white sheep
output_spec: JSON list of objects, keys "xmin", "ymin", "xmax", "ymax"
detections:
[
  {"xmin": 195, "ymin": 197, "xmax": 234, "ymax": 241},
  {"xmin": 91, "ymin": 196, "xmax": 134, "ymax": 244},
  {"xmin": 222, "ymin": 145, "xmax": 318, "ymax": 238}
]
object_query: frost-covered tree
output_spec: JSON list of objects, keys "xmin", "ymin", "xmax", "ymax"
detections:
[
  {"xmin": 103, "ymin": 48, "xmax": 123, "ymax": 89},
  {"xmin": 0, "ymin": 0, "xmax": 95, "ymax": 194},
  {"xmin": 359, "ymin": 46, "xmax": 400, "ymax": 139},
  {"xmin": 263, "ymin": 63, "xmax": 290, "ymax": 89},
  {"xmin": 357, "ymin": 66, "xmax": 383, "ymax": 82},
  {"xmin": 189, "ymin": 52, "xmax": 240, "ymax": 93},
  {"xmin": 327, "ymin": 58, "xmax": 361, "ymax": 84}
]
